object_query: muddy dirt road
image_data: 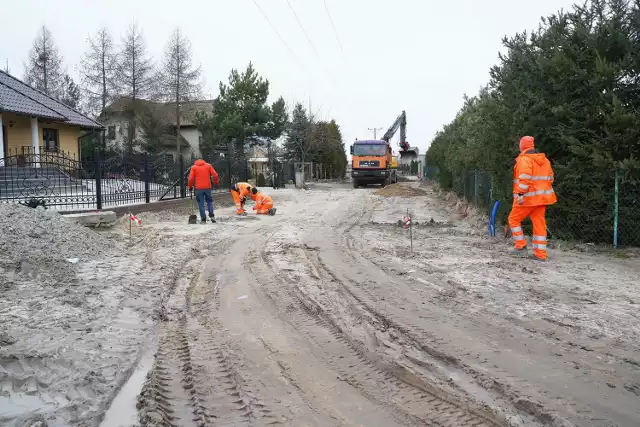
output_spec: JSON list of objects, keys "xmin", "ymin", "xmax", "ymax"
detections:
[{"xmin": 2, "ymin": 182, "xmax": 639, "ymax": 426}]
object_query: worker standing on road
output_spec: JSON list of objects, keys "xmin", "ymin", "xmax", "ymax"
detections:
[
  {"xmin": 508, "ymin": 136, "xmax": 557, "ymax": 261},
  {"xmin": 188, "ymin": 159, "xmax": 220, "ymax": 223},
  {"xmin": 230, "ymin": 182, "xmax": 253, "ymax": 216},
  {"xmin": 250, "ymin": 188, "xmax": 276, "ymax": 215}
]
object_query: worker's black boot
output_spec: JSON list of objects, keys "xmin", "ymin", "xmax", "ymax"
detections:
[
  {"xmin": 209, "ymin": 213, "xmax": 216, "ymax": 223},
  {"xmin": 200, "ymin": 217, "xmax": 207, "ymax": 224}
]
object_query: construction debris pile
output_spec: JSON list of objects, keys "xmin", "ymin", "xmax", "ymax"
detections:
[{"xmin": 0, "ymin": 204, "xmax": 113, "ymax": 284}]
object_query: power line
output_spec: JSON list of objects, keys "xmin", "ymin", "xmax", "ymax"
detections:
[
  {"xmin": 286, "ymin": 0, "xmax": 338, "ymax": 87},
  {"xmin": 286, "ymin": 0, "xmax": 320, "ymax": 58},
  {"xmin": 251, "ymin": 0, "xmax": 298, "ymax": 61},
  {"xmin": 323, "ymin": 0, "xmax": 347, "ymax": 62}
]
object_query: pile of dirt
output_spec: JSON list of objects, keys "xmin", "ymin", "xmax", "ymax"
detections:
[
  {"xmin": 0, "ymin": 204, "xmax": 114, "ymax": 282},
  {"xmin": 374, "ymin": 183, "xmax": 426, "ymax": 198}
]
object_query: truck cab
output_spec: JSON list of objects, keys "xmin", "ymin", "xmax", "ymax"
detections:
[{"xmin": 350, "ymin": 139, "xmax": 398, "ymax": 188}]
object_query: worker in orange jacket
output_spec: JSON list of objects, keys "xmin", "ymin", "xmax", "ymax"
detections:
[
  {"xmin": 250, "ymin": 188, "xmax": 276, "ymax": 215},
  {"xmin": 508, "ymin": 136, "xmax": 557, "ymax": 261},
  {"xmin": 188, "ymin": 159, "xmax": 220, "ymax": 223},
  {"xmin": 230, "ymin": 182, "xmax": 253, "ymax": 215}
]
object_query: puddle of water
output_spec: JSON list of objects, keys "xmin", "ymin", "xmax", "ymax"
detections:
[
  {"xmin": 0, "ymin": 391, "xmax": 56, "ymax": 419},
  {"xmin": 100, "ymin": 306, "xmax": 153, "ymax": 427},
  {"xmin": 99, "ymin": 351, "xmax": 154, "ymax": 427}
]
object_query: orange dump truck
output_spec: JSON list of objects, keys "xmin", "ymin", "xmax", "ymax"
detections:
[{"xmin": 350, "ymin": 139, "xmax": 398, "ymax": 188}]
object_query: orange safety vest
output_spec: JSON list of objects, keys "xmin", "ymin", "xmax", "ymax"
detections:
[
  {"xmin": 512, "ymin": 150, "xmax": 557, "ymax": 207},
  {"xmin": 232, "ymin": 182, "xmax": 253, "ymax": 199},
  {"xmin": 250, "ymin": 191, "xmax": 272, "ymax": 206}
]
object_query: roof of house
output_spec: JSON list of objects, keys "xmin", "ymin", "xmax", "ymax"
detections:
[
  {"xmin": 0, "ymin": 70, "xmax": 103, "ymax": 129},
  {"xmin": 102, "ymin": 97, "xmax": 214, "ymax": 127}
]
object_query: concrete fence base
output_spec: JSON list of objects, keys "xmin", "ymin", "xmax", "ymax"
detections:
[{"xmin": 62, "ymin": 192, "xmax": 235, "ymax": 218}]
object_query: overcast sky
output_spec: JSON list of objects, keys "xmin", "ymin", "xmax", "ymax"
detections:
[{"xmin": 0, "ymin": 0, "xmax": 575, "ymax": 155}]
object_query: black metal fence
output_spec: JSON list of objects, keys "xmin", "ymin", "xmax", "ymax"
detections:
[{"xmin": 0, "ymin": 150, "xmax": 253, "ymax": 211}]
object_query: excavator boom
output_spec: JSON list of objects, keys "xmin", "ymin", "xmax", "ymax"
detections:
[{"xmin": 382, "ymin": 110, "xmax": 418, "ymax": 160}]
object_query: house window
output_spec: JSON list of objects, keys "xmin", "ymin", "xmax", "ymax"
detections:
[
  {"xmin": 42, "ymin": 128, "xmax": 59, "ymax": 152},
  {"xmin": 107, "ymin": 125, "xmax": 116, "ymax": 139}
]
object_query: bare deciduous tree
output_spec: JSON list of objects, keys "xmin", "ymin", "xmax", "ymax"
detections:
[
  {"xmin": 116, "ymin": 22, "xmax": 155, "ymax": 147},
  {"xmin": 160, "ymin": 28, "xmax": 202, "ymax": 155},
  {"xmin": 78, "ymin": 27, "xmax": 118, "ymax": 117},
  {"xmin": 24, "ymin": 25, "xmax": 64, "ymax": 97}
]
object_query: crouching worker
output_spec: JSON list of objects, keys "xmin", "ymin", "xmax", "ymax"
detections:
[
  {"xmin": 508, "ymin": 136, "xmax": 557, "ymax": 261},
  {"xmin": 230, "ymin": 182, "xmax": 253, "ymax": 216},
  {"xmin": 188, "ymin": 159, "xmax": 220, "ymax": 223},
  {"xmin": 250, "ymin": 188, "xmax": 276, "ymax": 215}
]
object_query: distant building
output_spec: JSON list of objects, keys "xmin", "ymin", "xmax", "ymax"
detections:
[{"xmin": 98, "ymin": 97, "xmax": 214, "ymax": 159}]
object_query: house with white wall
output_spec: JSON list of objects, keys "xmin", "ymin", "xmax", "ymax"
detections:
[{"xmin": 99, "ymin": 98, "xmax": 214, "ymax": 158}]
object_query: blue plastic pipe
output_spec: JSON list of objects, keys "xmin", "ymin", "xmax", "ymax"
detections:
[{"xmin": 489, "ymin": 200, "xmax": 501, "ymax": 237}]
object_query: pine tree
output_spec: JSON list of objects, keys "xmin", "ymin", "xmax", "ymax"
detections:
[
  {"xmin": 283, "ymin": 103, "xmax": 313, "ymax": 163},
  {"xmin": 196, "ymin": 63, "xmax": 283, "ymax": 159},
  {"xmin": 59, "ymin": 74, "xmax": 81, "ymax": 109},
  {"xmin": 24, "ymin": 25, "xmax": 64, "ymax": 97}
]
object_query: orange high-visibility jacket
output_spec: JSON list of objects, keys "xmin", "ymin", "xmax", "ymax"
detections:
[
  {"xmin": 188, "ymin": 159, "xmax": 219, "ymax": 190},
  {"xmin": 250, "ymin": 191, "xmax": 273, "ymax": 207},
  {"xmin": 231, "ymin": 182, "xmax": 253, "ymax": 199},
  {"xmin": 512, "ymin": 150, "xmax": 557, "ymax": 207}
]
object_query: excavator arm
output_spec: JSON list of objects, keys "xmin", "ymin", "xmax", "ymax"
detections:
[
  {"xmin": 382, "ymin": 110, "xmax": 417, "ymax": 159},
  {"xmin": 381, "ymin": 111, "xmax": 408, "ymax": 151}
]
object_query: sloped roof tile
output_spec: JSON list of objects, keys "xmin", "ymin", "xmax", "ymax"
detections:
[
  {"xmin": 0, "ymin": 70, "xmax": 103, "ymax": 129},
  {"xmin": 0, "ymin": 83, "xmax": 66, "ymax": 120}
]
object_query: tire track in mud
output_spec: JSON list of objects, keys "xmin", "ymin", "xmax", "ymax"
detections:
[
  {"xmin": 251, "ymin": 242, "xmax": 504, "ymax": 427},
  {"xmin": 335, "ymin": 199, "xmax": 570, "ymax": 426},
  {"xmin": 137, "ymin": 246, "xmax": 283, "ymax": 427},
  {"xmin": 187, "ymin": 270, "xmax": 284, "ymax": 426},
  {"xmin": 137, "ymin": 271, "xmax": 210, "ymax": 427}
]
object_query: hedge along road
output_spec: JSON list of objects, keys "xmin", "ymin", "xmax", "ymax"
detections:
[{"xmin": 2, "ymin": 182, "xmax": 638, "ymax": 426}]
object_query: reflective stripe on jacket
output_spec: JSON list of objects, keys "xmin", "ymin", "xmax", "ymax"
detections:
[
  {"xmin": 250, "ymin": 191, "xmax": 272, "ymax": 206},
  {"xmin": 512, "ymin": 150, "xmax": 557, "ymax": 207}
]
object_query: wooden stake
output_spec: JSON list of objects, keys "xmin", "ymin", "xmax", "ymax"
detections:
[{"xmin": 408, "ymin": 208, "xmax": 413, "ymax": 253}]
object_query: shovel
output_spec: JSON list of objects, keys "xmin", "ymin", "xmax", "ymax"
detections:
[{"xmin": 188, "ymin": 191, "xmax": 198, "ymax": 224}]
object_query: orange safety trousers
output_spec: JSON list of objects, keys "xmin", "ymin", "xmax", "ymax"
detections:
[
  {"xmin": 256, "ymin": 199, "xmax": 274, "ymax": 214},
  {"xmin": 508, "ymin": 205, "xmax": 548, "ymax": 260},
  {"xmin": 231, "ymin": 191, "xmax": 246, "ymax": 215}
]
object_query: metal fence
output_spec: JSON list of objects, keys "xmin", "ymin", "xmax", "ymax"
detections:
[
  {"xmin": 429, "ymin": 167, "xmax": 640, "ymax": 247},
  {"xmin": 0, "ymin": 149, "xmax": 253, "ymax": 212}
]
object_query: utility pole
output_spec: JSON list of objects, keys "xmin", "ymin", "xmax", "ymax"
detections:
[{"xmin": 368, "ymin": 127, "xmax": 383, "ymax": 139}]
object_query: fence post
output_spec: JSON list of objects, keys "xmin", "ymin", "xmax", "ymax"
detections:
[
  {"xmin": 179, "ymin": 154, "xmax": 185, "ymax": 198},
  {"xmin": 613, "ymin": 170, "xmax": 620, "ymax": 248},
  {"xmin": 144, "ymin": 154, "xmax": 150, "ymax": 204},
  {"xmin": 95, "ymin": 148, "xmax": 103, "ymax": 210},
  {"xmin": 474, "ymin": 170, "xmax": 479, "ymax": 207}
]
